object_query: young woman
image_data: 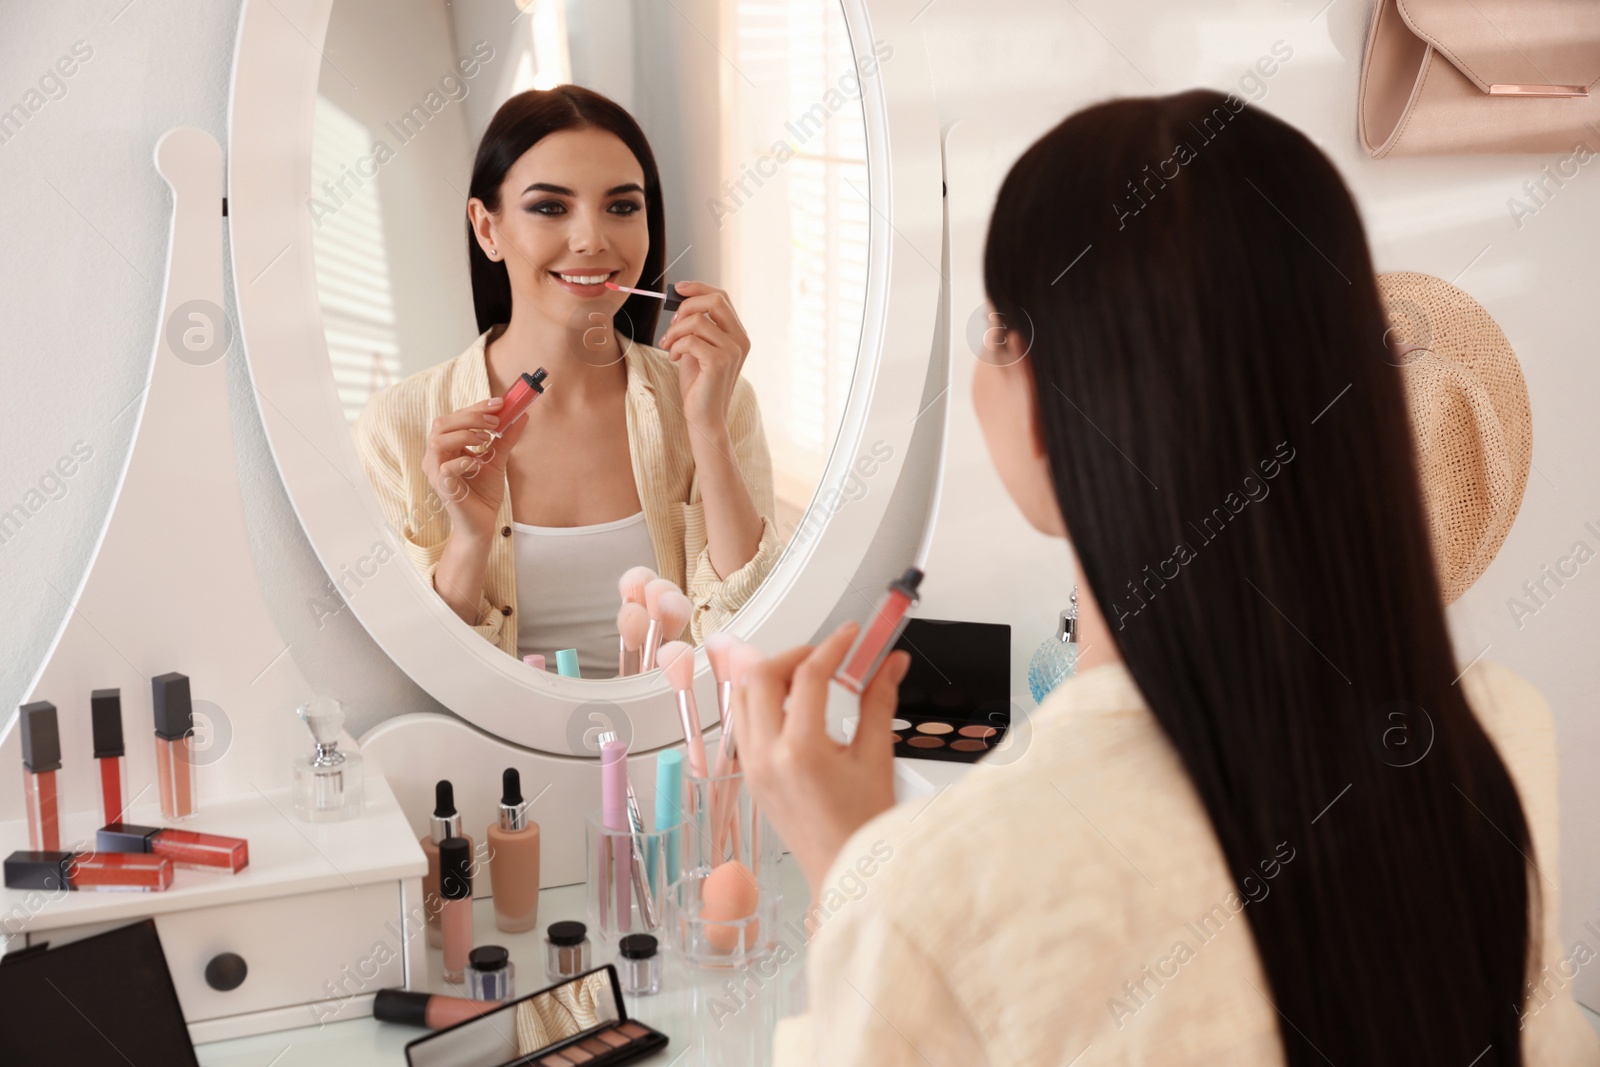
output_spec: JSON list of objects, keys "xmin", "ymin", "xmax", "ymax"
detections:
[
  {"xmin": 739, "ymin": 91, "xmax": 1597, "ymax": 1064},
  {"xmin": 355, "ymin": 87, "xmax": 781, "ymax": 676}
]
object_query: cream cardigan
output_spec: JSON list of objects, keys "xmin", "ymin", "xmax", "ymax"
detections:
[
  {"xmin": 353, "ymin": 325, "xmax": 781, "ymax": 657},
  {"xmin": 774, "ymin": 659, "xmax": 1599, "ymax": 1065}
]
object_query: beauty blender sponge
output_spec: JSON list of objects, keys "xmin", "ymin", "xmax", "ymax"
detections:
[{"xmin": 701, "ymin": 859, "xmax": 759, "ymax": 954}]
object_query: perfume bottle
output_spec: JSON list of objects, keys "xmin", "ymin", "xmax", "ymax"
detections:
[
  {"xmin": 292, "ymin": 696, "xmax": 364, "ymax": 823},
  {"xmin": 1027, "ymin": 587, "xmax": 1080, "ymax": 704}
]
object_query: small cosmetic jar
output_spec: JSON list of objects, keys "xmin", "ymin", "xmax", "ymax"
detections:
[
  {"xmin": 545, "ymin": 920, "xmax": 591, "ymax": 982},
  {"xmin": 617, "ymin": 934, "xmax": 661, "ymax": 996},
  {"xmin": 465, "ymin": 945, "xmax": 514, "ymax": 1002}
]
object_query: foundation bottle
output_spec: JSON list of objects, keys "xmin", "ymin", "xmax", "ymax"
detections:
[
  {"xmin": 421, "ymin": 780, "xmax": 473, "ymax": 949},
  {"xmin": 487, "ymin": 768, "xmax": 541, "ymax": 933}
]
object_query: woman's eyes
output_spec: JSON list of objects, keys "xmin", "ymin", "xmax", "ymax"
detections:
[{"xmin": 527, "ymin": 200, "xmax": 642, "ymax": 217}]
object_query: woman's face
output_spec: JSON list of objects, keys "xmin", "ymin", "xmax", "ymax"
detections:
[
  {"xmin": 469, "ymin": 126, "xmax": 651, "ymax": 329},
  {"xmin": 970, "ymin": 311, "xmax": 1066, "ymax": 539}
]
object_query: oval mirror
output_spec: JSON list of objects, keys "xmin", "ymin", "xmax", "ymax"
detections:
[{"xmin": 228, "ymin": 0, "xmax": 940, "ymax": 753}]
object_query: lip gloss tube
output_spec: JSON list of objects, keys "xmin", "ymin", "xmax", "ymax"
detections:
[
  {"xmin": 151, "ymin": 672, "xmax": 196, "ymax": 821},
  {"xmin": 97, "ymin": 823, "xmax": 250, "ymax": 873},
  {"xmin": 489, "ymin": 368, "xmax": 548, "ymax": 438},
  {"xmin": 834, "ymin": 567, "xmax": 925, "ymax": 695},
  {"xmin": 372, "ymin": 988, "xmax": 501, "ymax": 1030},
  {"xmin": 439, "ymin": 837, "xmax": 473, "ymax": 984},
  {"xmin": 601, "ymin": 739, "xmax": 632, "ymax": 933},
  {"xmin": 4, "ymin": 850, "xmax": 174, "ymax": 893},
  {"xmin": 92, "ymin": 689, "xmax": 127, "ymax": 826},
  {"xmin": 19, "ymin": 701, "xmax": 61, "ymax": 853}
]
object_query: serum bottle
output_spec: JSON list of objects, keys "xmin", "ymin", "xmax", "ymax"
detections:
[{"xmin": 487, "ymin": 768, "xmax": 541, "ymax": 933}]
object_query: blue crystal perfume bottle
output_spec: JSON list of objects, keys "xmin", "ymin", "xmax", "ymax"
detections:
[{"xmin": 1027, "ymin": 587, "xmax": 1079, "ymax": 704}]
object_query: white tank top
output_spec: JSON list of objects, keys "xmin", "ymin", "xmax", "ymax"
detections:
[{"xmin": 513, "ymin": 511, "xmax": 659, "ymax": 678}]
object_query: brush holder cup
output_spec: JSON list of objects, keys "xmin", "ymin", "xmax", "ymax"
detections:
[
  {"xmin": 584, "ymin": 811, "xmax": 685, "ymax": 947},
  {"xmin": 661, "ymin": 772, "xmax": 781, "ymax": 969}
]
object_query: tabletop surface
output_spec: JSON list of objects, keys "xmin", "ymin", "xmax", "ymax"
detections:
[{"xmin": 196, "ymin": 856, "xmax": 813, "ymax": 1067}]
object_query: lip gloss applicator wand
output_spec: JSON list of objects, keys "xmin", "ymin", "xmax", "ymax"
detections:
[{"xmin": 604, "ymin": 280, "xmax": 686, "ymax": 312}]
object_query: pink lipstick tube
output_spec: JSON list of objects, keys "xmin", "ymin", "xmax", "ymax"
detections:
[
  {"xmin": 490, "ymin": 368, "xmax": 548, "ymax": 438},
  {"xmin": 151, "ymin": 672, "xmax": 197, "ymax": 821},
  {"xmin": 98, "ymin": 823, "xmax": 250, "ymax": 873},
  {"xmin": 438, "ymin": 837, "xmax": 474, "ymax": 983},
  {"xmin": 92, "ymin": 689, "xmax": 127, "ymax": 826},
  {"xmin": 835, "ymin": 567, "xmax": 925, "ymax": 695},
  {"xmin": 19, "ymin": 701, "xmax": 61, "ymax": 853},
  {"xmin": 602, "ymin": 739, "xmax": 632, "ymax": 933}
]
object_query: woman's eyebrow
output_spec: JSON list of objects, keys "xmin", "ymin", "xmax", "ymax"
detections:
[{"xmin": 521, "ymin": 181, "xmax": 645, "ymax": 197}]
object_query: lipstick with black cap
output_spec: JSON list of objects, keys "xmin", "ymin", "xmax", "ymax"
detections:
[
  {"xmin": 92, "ymin": 688, "xmax": 126, "ymax": 826},
  {"xmin": 151, "ymin": 672, "xmax": 196, "ymax": 820},
  {"xmin": 19, "ymin": 701, "xmax": 60, "ymax": 852}
]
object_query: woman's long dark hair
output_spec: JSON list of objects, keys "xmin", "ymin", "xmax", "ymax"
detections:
[
  {"xmin": 985, "ymin": 90, "xmax": 1534, "ymax": 1063},
  {"xmin": 466, "ymin": 86, "xmax": 666, "ymax": 341}
]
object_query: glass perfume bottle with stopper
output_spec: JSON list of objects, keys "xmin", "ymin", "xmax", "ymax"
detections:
[
  {"xmin": 292, "ymin": 696, "xmax": 364, "ymax": 822},
  {"xmin": 1027, "ymin": 587, "xmax": 1080, "ymax": 704}
]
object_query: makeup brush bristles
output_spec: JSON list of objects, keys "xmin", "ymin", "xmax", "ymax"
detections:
[
  {"xmin": 657, "ymin": 590, "xmax": 692, "ymax": 646},
  {"xmin": 658, "ymin": 640, "xmax": 694, "ymax": 692},
  {"xmin": 617, "ymin": 602, "xmax": 650, "ymax": 677},
  {"xmin": 619, "ymin": 566, "xmax": 656, "ymax": 607}
]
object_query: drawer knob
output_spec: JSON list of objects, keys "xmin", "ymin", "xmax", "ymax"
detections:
[{"xmin": 205, "ymin": 952, "xmax": 248, "ymax": 992}]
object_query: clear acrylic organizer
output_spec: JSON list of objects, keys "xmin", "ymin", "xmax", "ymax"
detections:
[
  {"xmin": 584, "ymin": 811, "xmax": 684, "ymax": 947},
  {"xmin": 661, "ymin": 772, "xmax": 780, "ymax": 969}
]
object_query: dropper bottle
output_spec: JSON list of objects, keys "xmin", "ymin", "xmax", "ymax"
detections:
[{"xmin": 486, "ymin": 768, "xmax": 541, "ymax": 933}]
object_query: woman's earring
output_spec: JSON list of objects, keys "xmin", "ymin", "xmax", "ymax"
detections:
[{"xmin": 487, "ymin": 247, "xmax": 498, "ymax": 259}]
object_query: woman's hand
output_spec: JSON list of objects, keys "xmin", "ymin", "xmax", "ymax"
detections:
[
  {"xmin": 656, "ymin": 280, "xmax": 751, "ymax": 437},
  {"xmin": 734, "ymin": 622, "xmax": 912, "ymax": 899},
  {"xmin": 421, "ymin": 396, "xmax": 528, "ymax": 544}
]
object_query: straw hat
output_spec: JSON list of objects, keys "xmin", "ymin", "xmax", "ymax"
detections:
[{"xmin": 1376, "ymin": 272, "xmax": 1532, "ymax": 604}]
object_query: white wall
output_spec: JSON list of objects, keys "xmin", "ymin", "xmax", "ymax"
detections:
[{"xmin": 2, "ymin": 0, "xmax": 1597, "ymax": 1006}]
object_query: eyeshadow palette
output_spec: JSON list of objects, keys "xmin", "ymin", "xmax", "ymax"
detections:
[
  {"xmin": 889, "ymin": 618, "xmax": 1011, "ymax": 763},
  {"xmin": 406, "ymin": 965, "xmax": 667, "ymax": 1067}
]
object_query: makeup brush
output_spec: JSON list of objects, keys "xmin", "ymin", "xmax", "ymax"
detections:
[
  {"xmin": 656, "ymin": 590, "xmax": 692, "ymax": 651},
  {"xmin": 641, "ymin": 578, "xmax": 681, "ymax": 672},
  {"xmin": 704, "ymin": 633, "xmax": 737, "ymax": 727},
  {"xmin": 712, "ymin": 640, "xmax": 767, "ymax": 858},
  {"xmin": 618, "ymin": 565, "xmax": 656, "ymax": 607},
  {"xmin": 658, "ymin": 641, "xmax": 709, "ymax": 780},
  {"xmin": 617, "ymin": 602, "xmax": 649, "ymax": 677}
]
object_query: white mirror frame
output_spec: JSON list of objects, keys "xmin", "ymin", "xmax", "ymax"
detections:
[{"xmin": 227, "ymin": 0, "xmax": 943, "ymax": 753}]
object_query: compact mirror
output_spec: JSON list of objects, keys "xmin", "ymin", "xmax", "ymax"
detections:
[{"xmin": 309, "ymin": 0, "xmax": 872, "ymax": 679}]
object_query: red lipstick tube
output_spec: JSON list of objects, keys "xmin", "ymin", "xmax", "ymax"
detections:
[
  {"xmin": 490, "ymin": 368, "xmax": 548, "ymax": 437},
  {"xmin": 98, "ymin": 823, "xmax": 250, "ymax": 873},
  {"xmin": 92, "ymin": 688, "xmax": 128, "ymax": 826},
  {"xmin": 835, "ymin": 567, "xmax": 924, "ymax": 695},
  {"xmin": 151, "ymin": 672, "xmax": 196, "ymax": 820},
  {"xmin": 4, "ymin": 850, "xmax": 174, "ymax": 893},
  {"xmin": 19, "ymin": 701, "xmax": 61, "ymax": 853}
]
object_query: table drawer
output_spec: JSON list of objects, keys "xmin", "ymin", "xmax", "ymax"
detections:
[{"xmin": 30, "ymin": 881, "xmax": 407, "ymax": 1023}]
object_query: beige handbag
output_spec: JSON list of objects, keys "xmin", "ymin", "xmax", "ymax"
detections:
[{"xmin": 1359, "ymin": 0, "xmax": 1600, "ymax": 156}]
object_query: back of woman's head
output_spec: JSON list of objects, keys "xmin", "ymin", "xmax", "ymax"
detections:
[
  {"xmin": 467, "ymin": 85, "xmax": 666, "ymax": 339},
  {"xmin": 985, "ymin": 89, "xmax": 1533, "ymax": 1064}
]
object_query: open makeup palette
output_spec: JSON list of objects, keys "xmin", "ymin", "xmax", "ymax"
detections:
[
  {"xmin": 888, "ymin": 618, "xmax": 1011, "ymax": 763},
  {"xmin": 405, "ymin": 965, "xmax": 666, "ymax": 1067}
]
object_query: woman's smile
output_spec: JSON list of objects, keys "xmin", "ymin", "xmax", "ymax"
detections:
[{"xmin": 548, "ymin": 268, "xmax": 620, "ymax": 296}]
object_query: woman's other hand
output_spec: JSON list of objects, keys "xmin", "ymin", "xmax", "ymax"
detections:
[
  {"xmin": 656, "ymin": 280, "xmax": 751, "ymax": 437},
  {"xmin": 734, "ymin": 622, "xmax": 911, "ymax": 899},
  {"xmin": 422, "ymin": 395, "xmax": 528, "ymax": 544}
]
